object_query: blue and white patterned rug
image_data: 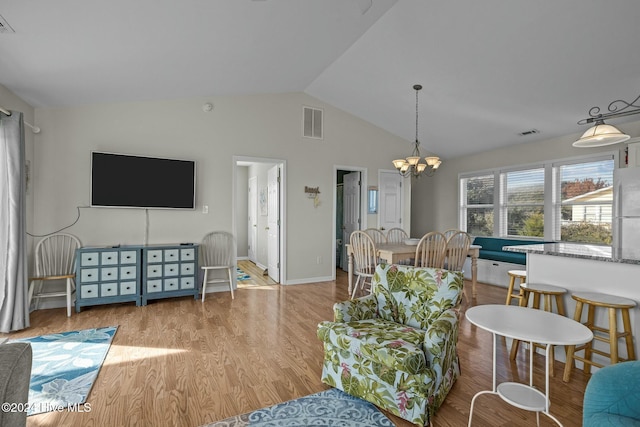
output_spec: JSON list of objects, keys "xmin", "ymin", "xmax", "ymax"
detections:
[
  {"xmin": 237, "ymin": 267, "xmax": 251, "ymax": 281},
  {"xmin": 204, "ymin": 388, "xmax": 394, "ymax": 426},
  {"xmin": 9, "ymin": 326, "xmax": 117, "ymax": 416}
]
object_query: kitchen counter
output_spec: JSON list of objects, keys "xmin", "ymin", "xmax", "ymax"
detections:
[{"xmin": 504, "ymin": 242, "xmax": 640, "ymax": 265}]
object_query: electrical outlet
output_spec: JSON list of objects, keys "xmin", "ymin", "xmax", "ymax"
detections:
[
  {"xmin": 316, "ymin": 256, "xmax": 322, "ymax": 264},
  {"xmin": 202, "ymin": 205, "xmax": 209, "ymax": 214}
]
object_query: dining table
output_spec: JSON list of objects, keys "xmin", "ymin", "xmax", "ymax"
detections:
[{"xmin": 345, "ymin": 242, "xmax": 481, "ymax": 297}]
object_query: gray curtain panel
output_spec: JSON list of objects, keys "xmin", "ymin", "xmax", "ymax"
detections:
[{"xmin": 0, "ymin": 111, "xmax": 29, "ymax": 332}]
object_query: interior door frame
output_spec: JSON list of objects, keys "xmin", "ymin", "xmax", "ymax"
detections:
[
  {"xmin": 331, "ymin": 165, "xmax": 368, "ymax": 281},
  {"xmin": 233, "ymin": 155, "xmax": 287, "ymax": 284}
]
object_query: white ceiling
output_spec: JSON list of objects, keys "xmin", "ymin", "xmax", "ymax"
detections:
[{"xmin": 1, "ymin": 0, "xmax": 640, "ymax": 159}]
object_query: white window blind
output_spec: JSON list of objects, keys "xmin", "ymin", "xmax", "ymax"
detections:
[
  {"xmin": 460, "ymin": 174, "xmax": 494, "ymax": 236},
  {"xmin": 501, "ymin": 168, "xmax": 545, "ymax": 237}
]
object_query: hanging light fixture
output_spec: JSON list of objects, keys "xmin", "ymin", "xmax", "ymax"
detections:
[
  {"xmin": 393, "ymin": 84, "xmax": 441, "ymax": 177},
  {"xmin": 574, "ymin": 94, "xmax": 640, "ymax": 147}
]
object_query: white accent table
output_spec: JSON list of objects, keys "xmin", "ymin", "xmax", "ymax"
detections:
[{"xmin": 466, "ymin": 304, "xmax": 593, "ymax": 426}]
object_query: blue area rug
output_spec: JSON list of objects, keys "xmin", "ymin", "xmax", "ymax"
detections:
[
  {"xmin": 204, "ymin": 388, "xmax": 394, "ymax": 426},
  {"xmin": 9, "ymin": 326, "xmax": 117, "ymax": 416},
  {"xmin": 237, "ymin": 267, "xmax": 251, "ymax": 281}
]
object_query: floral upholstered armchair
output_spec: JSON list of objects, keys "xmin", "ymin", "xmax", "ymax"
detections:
[{"xmin": 317, "ymin": 263, "xmax": 464, "ymax": 426}]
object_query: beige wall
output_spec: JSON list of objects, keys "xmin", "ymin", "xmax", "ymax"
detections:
[
  {"xmin": 0, "ymin": 84, "xmax": 36, "ymax": 273},
  {"xmin": 30, "ymin": 92, "xmax": 408, "ymax": 283},
  {"xmin": 411, "ymin": 119, "xmax": 640, "ymax": 235}
]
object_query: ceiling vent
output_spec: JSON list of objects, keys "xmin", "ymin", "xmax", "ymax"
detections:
[
  {"xmin": 517, "ymin": 129, "xmax": 541, "ymax": 137},
  {"xmin": 303, "ymin": 106, "xmax": 323, "ymax": 140},
  {"xmin": 0, "ymin": 15, "xmax": 15, "ymax": 34}
]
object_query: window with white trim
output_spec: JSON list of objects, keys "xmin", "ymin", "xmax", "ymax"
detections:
[
  {"xmin": 459, "ymin": 153, "xmax": 616, "ymax": 244},
  {"xmin": 460, "ymin": 174, "xmax": 494, "ymax": 236},
  {"xmin": 553, "ymin": 157, "xmax": 614, "ymax": 244}
]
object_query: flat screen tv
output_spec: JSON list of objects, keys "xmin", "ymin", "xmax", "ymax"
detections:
[{"xmin": 91, "ymin": 151, "xmax": 196, "ymax": 209}]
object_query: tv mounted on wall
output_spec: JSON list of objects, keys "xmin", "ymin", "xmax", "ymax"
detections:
[{"xmin": 91, "ymin": 151, "xmax": 196, "ymax": 209}]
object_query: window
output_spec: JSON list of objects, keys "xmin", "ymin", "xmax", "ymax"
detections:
[
  {"xmin": 554, "ymin": 158, "xmax": 614, "ymax": 244},
  {"xmin": 460, "ymin": 174, "xmax": 494, "ymax": 236},
  {"xmin": 459, "ymin": 153, "xmax": 616, "ymax": 244},
  {"xmin": 501, "ymin": 168, "xmax": 545, "ymax": 237}
]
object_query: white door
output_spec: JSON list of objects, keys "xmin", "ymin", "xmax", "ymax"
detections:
[
  {"xmin": 267, "ymin": 165, "xmax": 280, "ymax": 283},
  {"xmin": 248, "ymin": 176, "xmax": 257, "ymax": 263},
  {"xmin": 342, "ymin": 171, "xmax": 361, "ymax": 271},
  {"xmin": 379, "ymin": 171, "xmax": 404, "ymax": 232}
]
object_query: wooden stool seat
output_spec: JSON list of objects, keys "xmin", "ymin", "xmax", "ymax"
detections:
[
  {"xmin": 563, "ymin": 292, "xmax": 636, "ymax": 382},
  {"xmin": 510, "ymin": 282, "xmax": 568, "ymax": 376},
  {"xmin": 506, "ymin": 269, "xmax": 527, "ymax": 305}
]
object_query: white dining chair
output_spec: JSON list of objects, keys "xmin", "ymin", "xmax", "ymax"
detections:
[
  {"xmin": 414, "ymin": 231, "xmax": 447, "ymax": 269},
  {"xmin": 200, "ymin": 231, "xmax": 236, "ymax": 301},
  {"xmin": 350, "ymin": 231, "xmax": 378, "ymax": 299},
  {"xmin": 364, "ymin": 228, "xmax": 387, "ymax": 245},
  {"xmin": 386, "ymin": 227, "xmax": 409, "ymax": 244},
  {"xmin": 29, "ymin": 233, "xmax": 82, "ymax": 317}
]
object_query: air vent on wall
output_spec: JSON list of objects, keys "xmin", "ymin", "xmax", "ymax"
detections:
[
  {"xmin": 0, "ymin": 15, "xmax": 15, "ymax": 34},
  {"xmin": 303, "ymin": 106, "xmax": 323, "ymax": 140},
  {"xmin": 517, "ymin": 129, "xmax": 540, "ymax": 136}
]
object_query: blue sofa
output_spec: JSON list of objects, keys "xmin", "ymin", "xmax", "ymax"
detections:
[{"xmin": 472, "ymin": 237, "xmax": 540, "ymax": 265}]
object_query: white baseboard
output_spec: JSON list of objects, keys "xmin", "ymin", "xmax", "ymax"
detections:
[{"xmin": 284, "ymin": 276, "xmax": 333, "ymax": 285}]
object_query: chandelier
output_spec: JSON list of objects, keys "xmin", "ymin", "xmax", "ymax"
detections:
[
  {"xmin": 573, "ymin": 93, "xmax": 640, "ymax": 147},
  {"xmin": 393, "ymin": 84, "xmax": 441, "ymax": 178}
]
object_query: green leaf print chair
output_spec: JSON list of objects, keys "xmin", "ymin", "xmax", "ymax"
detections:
[{"xmin": 317, "ymin": 263, "xmax": 464, "ymax": 426}]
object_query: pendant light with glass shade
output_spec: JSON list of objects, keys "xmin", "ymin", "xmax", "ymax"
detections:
[
  {"xmin": 393, "ymin": 84, "xmax": 441, "ymax": 177},
  {"xmin": 573, "ymin": 94, "xmax": 640, "ymax": 147}
]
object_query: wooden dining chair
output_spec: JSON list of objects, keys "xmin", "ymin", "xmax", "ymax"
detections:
[
  {"xmin": 445, "ymin": 231, "xmax": 471, "ymax": 271},
  {"xmin": 364, "ymin": 228, "xmax": 387, "ymax": 245},
  {"xmin": 385, "ymin": 227, "xmax": 409, "ymax": 244},
  {"xmin": 414, "ymin": 231, "xmax": 447, "ymax": 268},
  {"xmin": 443, "ymin": 229, "xmax": 462, "ymax": 241},
  {"xmin": 350, "ymin": 231, "xmax": 378, "ymax": 299}
]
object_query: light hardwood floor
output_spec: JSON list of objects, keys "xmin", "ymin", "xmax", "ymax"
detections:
[{"xmin": 4, "ymin": 261, "xmax": 590, "ymax": 427}]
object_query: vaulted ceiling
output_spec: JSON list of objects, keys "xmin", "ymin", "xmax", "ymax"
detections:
[{"xmin": 1, "ymin": 0, "xmax": 639, "ymax": 158}]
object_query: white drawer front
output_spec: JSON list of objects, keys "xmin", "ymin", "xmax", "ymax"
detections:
[
  {"xmin": 80, "ymin": 284, "xmax": 98, "ymax": 299},
  {"xmin": 80, "ymin": 253, "xmax": 99, "ymax": 267},
  {"xmin": 120, "ymin": 281, "xmax": 137, "ymax": 295},
  {"xmin": 120, "ymin": 266, "xmax": 137, "ymax": 280},
  {"xmin": 181, "ymin": 248, "xmax": 195, "ymax": 261},
  {"xmin": 101, "ymin": 267, "xmax": 118, "ymax": 281},
  {"xmin": 80, "ymin": 268, "xmax": 99, "ymax": 283},
  {"xmin": 164, "ymin": 249, "xmax": 179, "ymax": 262},
  {"xmin": 180, "ymin": 263, "xmax": 195, "ymax": 276},
  {"xmin": 164, "ymin": 264, "xmax": 179, "ymax": 277},
  {"xmin": 147, "ymin": 280, "xmax": 162, "ymax": 293},
  {"xmin": 101, "ymin": 251, "xmax": 118, "ymax": 265},
  {"xmin": 164, "ymin": 278, "xmax": 179, "ymax": 291},
  {"xmin": 100, "ymin": 283, "xmax": 118, "ymax": 297},
  {"xmin": 147, "ymin": 250, "xmax": 163, "ymax": 263},
  {"xmin": 120, "ymin": 251, "xmax": 137, "ymax": 264},
  {"xmin": 147, "ymin": 265, "xmax": 162, "ymax": 278},
  {"xmin": 180, "ymin": 277, "xmax": 195, "ymax": 289}
]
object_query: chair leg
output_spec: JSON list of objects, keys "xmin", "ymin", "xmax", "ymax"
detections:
[
  {"xmin": 227, "ymin": 267, "xmax": 235, "ymax": 299},
  {"xmin": 202, "ymin": 270, "xmax": 209, "ymax": 302},
  {"xmin": 351, "ymin": 275, "xmax": 362, "ymax": 299},
  {"xmin": 66, "ymin": 278, "xmax": 72, "ymax": 317}
]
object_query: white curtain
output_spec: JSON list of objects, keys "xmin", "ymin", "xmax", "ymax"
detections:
[{"xmin": 0, "ymin": 110, "xmax": 29, "ymax": 332}]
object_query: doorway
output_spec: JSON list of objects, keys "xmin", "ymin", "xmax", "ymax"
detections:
[
  {"xmin": 333, "ymin": 166, "xmax": 368, "ymax": 277},
  {"xmin": 233, "ymin": 156, "xmax": 286, "ymax": 284}
]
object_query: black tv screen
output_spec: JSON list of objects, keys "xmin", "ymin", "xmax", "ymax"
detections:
[{"xmin": 91, "ymin": 152, "xmax": 196, "ymax": 209}]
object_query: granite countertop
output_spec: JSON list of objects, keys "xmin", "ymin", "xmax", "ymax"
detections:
[{"xmin": 503, "ymin": 242, "xmax": 640, "ymax": 265}]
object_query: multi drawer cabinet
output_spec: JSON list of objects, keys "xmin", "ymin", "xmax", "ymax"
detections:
[
  {"xmin": 142, "ymin": 245, "xmax": 199, "ymax": 305},
  {"xmin": 75, "ymin": 246, "xmax": 142, "ymax": 312},
  {"xmin": 75, "ymin": 244, "xmax": 199, "ymax": 312}
]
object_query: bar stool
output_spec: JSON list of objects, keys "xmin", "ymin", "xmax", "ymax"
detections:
[
  {"xmin": 563, "ymin": 292, "xmax": 636, "ymax": 382},
  {"xmin": 505, "ymin": 269, "xmax": 526, "ymax": 306},
  {"xmin": 510, "ymin": 282, "xmax": 567, "ymax": 376}
]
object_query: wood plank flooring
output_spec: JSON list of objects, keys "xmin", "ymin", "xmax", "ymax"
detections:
[{"xmin": 3, "ymin": 261, "xmax": 590, "ymax": 427}]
